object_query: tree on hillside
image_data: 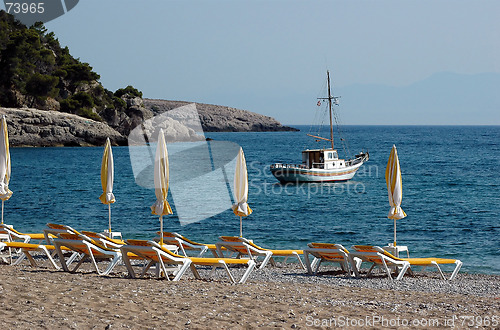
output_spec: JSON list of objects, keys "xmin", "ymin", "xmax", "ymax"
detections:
[{"xmin": 115, "ymin": 85, "xmax": 143, "ymax": 98}]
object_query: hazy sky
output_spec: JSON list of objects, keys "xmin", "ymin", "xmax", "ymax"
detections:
[{"xmin": 10, "ymin": 0, "xmax": 498, "ymax": 124}]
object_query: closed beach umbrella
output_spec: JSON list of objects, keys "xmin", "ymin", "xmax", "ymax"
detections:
[
  {"xmin": 150, "ymin": 129, "xmax": 172, "ymax": 245},
  {"xmin": 385, "ymin": 145, "xmax": 407, "ymax": 246},
  {"xmin": 99, "ymin": 138, "xmax": 115, "ymax": 237},
  {"xmin": 231, "ymin": 147, "xmax": 252, "ymax": 237},
  {"xmin": 0, "ymin": 116, "xmax": 13, "ymax": 225}
]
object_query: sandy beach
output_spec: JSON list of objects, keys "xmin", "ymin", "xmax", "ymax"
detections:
[{"xmin": 0, "ymin": 261, "xmax": 498, "ymax": 329}]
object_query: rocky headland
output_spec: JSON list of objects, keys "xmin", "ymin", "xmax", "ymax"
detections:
[
  {"xmin": 1, "ymin": 99, "xmax": 297, "ymax": 147},
  {"xmin": 144, "ymin": 99, "xmax": 297, "ymax": 133}
]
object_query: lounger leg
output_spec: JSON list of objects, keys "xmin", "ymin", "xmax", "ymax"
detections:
[
  {"xmin": 69, "ymin": 252, "xmax": 82, "ymax": 266},
  {"xmin": 239, "ymin": 260, "xmax": 256, "ymax": 284},
  {"xmin": 367, "ymin": 263, "xmax": 376, "ymax": 277},
  {"xmin": 54, "ymin": 242, "xmax": 71, "ymax": 272},
  {"xmin": 86, "ymin": 247, "xmax": 102, "ymax": 275},
  {"xmin": 189, "ymin": 264, "xmax": 201, "ymax": 280},
  {"xmin": 121, "ymin": 252, "xmax": 137, "ymax": 278},
  {"xmin": 172, "ymin": 260, "xmax": 191, "ymax": 281},
  {"xmin": 347, "ymin": 257, "xmax": 361, "ymax": 277},
  {"xmin": 348, "ymin": 255, "xmax": 361, "ymax": 278},
  {"xmin": 102, "ymin": 255, "xmax": 122, "ymax": 276},
  {"xmin": 395, "ymin": 262, "xmax": 410, "ymax": 280},
  {"xmin": 69, "ymin": 254, "xmax": 87, "ymax": 272},
  {"xmin": 221, "ymin": 262, "xmax": 236, "ymax": 283},
  {"xmin": 216, "ymin": 245, "xmax": 224, "ymax": 258},
  {"xmin": 259, "ymin": 252, "xmax": 273, "ymax": 270},
  {"xmin": 30, "ymin": 245, "xmax": 59, "ymax": 270},
  {"xmin": 156, "ymin": 256, "xmax": 169, "ymax": 280},
  {"xmin": 431, "ymin": 261, "xmax": 446, "ymax": 280},
  {"xmin": 38, "ymin": 247, "xmax": 59, "ymax": 270},
  {"xmin": 293, "ymin": 252, "xmax": 306, "ymax": 270},
  {"xmin": 380, "ymin": 258, "xmax": 393, "ymax": 280},
  {"xmin": 21, "ymin": 251, "xmax": 37, "ymax": 267},
  {"xmin": 208, "ymin": 265, "xmax": 218, "ymax": 278},
  {"xmin": 449, "ymin": 260, "xmax": 463, "ymax": 280},
  {"xmin": 197, "ymin": 246, "xmax": 208, "ymax": 257},
  {"xmin": 340, "ymin": 260, "xmax": 347, "ymax": 273},
  {"xmin": 303, "ymin": 252, "xmax": 314, "ymax": 275},
  {"xmin": 315, "ymin": 259, "xmax": 323, "ymax": 274},
  {"xmin": 141, "ymin": 260, "xmax": 155, "ymax": 277}
]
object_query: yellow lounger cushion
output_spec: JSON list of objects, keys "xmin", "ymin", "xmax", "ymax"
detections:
[
  {"xmin": 188, "ymin": 257, "xmax": 253, "ymax": 265},
  {"xmin": 352, "ymin": 245, "xmax": 458, "ymax": 265},
  {"xmin": 3, "ymin": 241, "xmax": 72, "ymax": 251}
]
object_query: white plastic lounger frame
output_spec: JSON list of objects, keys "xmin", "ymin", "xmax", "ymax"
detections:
[
  {"xmin": 120, "ymin": 241, "xmax": 190, "ymax": 281},
  {"xmin": 0, "ymin": 241, "xmax": 60, "ymax": 269},
  {"xmin": 348, "ymin": 246, "xmax": 410, "ymax": 280},
  {"xmin": 348, "ymin": 245, "xmax": 464, "ymax": 281},
  {"xmin": 303, "ymin": 243, "xmax": 361, "ymax": 276},
  {"xmin": 149, "ymin": 241, "xmax": 256, "ymax": 284},
  {"xmin": 53, "ymin": 236, "xmax": 122, "ymax": 276},
  {"xmin": 121, "ymin": 240, "xmax": 255, "ymax": 283}
]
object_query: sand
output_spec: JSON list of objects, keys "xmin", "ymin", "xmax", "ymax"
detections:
[{"xmin": 0, "ymin": 261, "xmax": 499, "ymax": 329}]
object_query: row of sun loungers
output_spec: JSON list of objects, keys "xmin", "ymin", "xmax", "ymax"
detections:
[
  {"xmin": 303, "ymin": 243, "xmax": 463, "ymax": 281},
  {"xmin": 0, "ymin": 223, "xmax": 463, "ymax": 282}
]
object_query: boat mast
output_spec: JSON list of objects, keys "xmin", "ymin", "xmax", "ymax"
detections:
[
  {"xmin": 309, "ymin": 70, "xmax": 337, "ymax": 149},
  {"xmin": 327, "ymin": 71, "xmax": 334, "ymax": 150}
]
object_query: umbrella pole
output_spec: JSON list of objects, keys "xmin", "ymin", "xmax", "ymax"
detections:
[
  {"xmin": 108, "ymin": 204, "xmax": 112, "ymax": 238},
  {"xmin": 1, "ymin": 200, "xmax": 3, "ymax": 225},
  {"xmin": 239, "ymin": 216, "xmax": 242, "ymax": 237},
  {"xmin": 160, "ymin": 215, "xmax": 163, "ymax": 245},
  {"xmin": 394, "ymin": 219, "xmax": 397, "ymax": 247}
]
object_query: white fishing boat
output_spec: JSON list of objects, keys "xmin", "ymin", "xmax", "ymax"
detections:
[{"xmin": 270, "ymin": 71, "xmax": 369, "ymax": 183}]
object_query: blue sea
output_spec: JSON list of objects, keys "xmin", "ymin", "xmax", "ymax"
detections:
[{"xmin": 6, "ymin": 126, "xmax": 500, "ymax": 274}]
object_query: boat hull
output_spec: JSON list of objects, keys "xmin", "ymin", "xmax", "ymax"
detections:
[{"xmin": 270, "ymin": 161, "xmax": 365, "ymax": 183}]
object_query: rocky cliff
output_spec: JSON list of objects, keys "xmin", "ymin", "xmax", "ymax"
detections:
[
  {"xmin": 2, "ymin": 98, "xmax": 297, "ymax": 147},
  {"xmin": 143, "ymin": 99, "xmax": 298, "ymax": 132},
  {"xmin": 0, "ymin": 107, "xmax": 125, "ymax": 146}
]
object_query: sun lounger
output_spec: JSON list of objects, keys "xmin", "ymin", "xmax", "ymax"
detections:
[
  {"xmin": 0, "ymin": 224, "xmax": 28, "ymax": 264},
  {"xmin": 0, "ymin": 224, "xmax": 51, "ymax": 243},
  {"xmin": 52, "ymin": 232, "xmax": 122, "ymax": 275},
  {"xmin": 216, "ymin": 236, "xmax": 305, "ymax": 270},
  {"xmin": 350, "ymin": 245, "xmax": 463, "ymax": 280},
  {"xmin": 303, "ymin": 243, "xmax": 361, "ymax": 276},
  {"xmin": 121, "ymin": 239, "xmax": 256, "ymax": 283},
  {"xmin": 156, "ymin": 232, "xmax": 227, "ymax": 257},
  {"xmin": 0, "ymin": 224, "xmax": 61, "ymax": 264},
  {"xmin": 0, "ymin": 241, "xmax": 61, "ymax": 269}
]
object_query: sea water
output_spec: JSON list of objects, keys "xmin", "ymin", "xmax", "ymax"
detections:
[{"xmin": 6, "ymin": 126, "xmax": 500, "ymax": 274}]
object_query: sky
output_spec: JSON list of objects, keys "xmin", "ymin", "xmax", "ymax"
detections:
[{"xmin": 4, "ymin": 0, "xmax": 499, "ymax": 125}]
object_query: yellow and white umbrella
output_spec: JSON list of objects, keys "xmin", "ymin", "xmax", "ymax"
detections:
[
  {"xmin": 231, "ymin": 147, "xmax": 252, "ymax": 237},
  {"xmin": 0, "ymin": 116, "xmax": 13, "ymax": 224},
  {"xmin": 99, "ymin": 138, "xmax": 115, "ymax": 237},
  {"xmin": 150, "ymin": 128, "xmax": 172, "ymax": 245},
  {"xmin": 385, "ymin": 144, "xmax": 407, "ymax": 246}
]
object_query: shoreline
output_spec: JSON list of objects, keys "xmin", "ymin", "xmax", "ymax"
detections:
[{"xmin": 1, "ymin": 262, "xmax": 498, "ymax": 329}]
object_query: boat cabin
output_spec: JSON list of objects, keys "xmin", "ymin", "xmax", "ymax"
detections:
[{"xmin": 302, "ymin": 149, "xmax": 346, "ymax": 169}]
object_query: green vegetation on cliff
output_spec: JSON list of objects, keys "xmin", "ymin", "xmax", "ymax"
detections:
[{"xmin": 0, "ymin": 11, "xmax": 140, "ymax": 122}]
